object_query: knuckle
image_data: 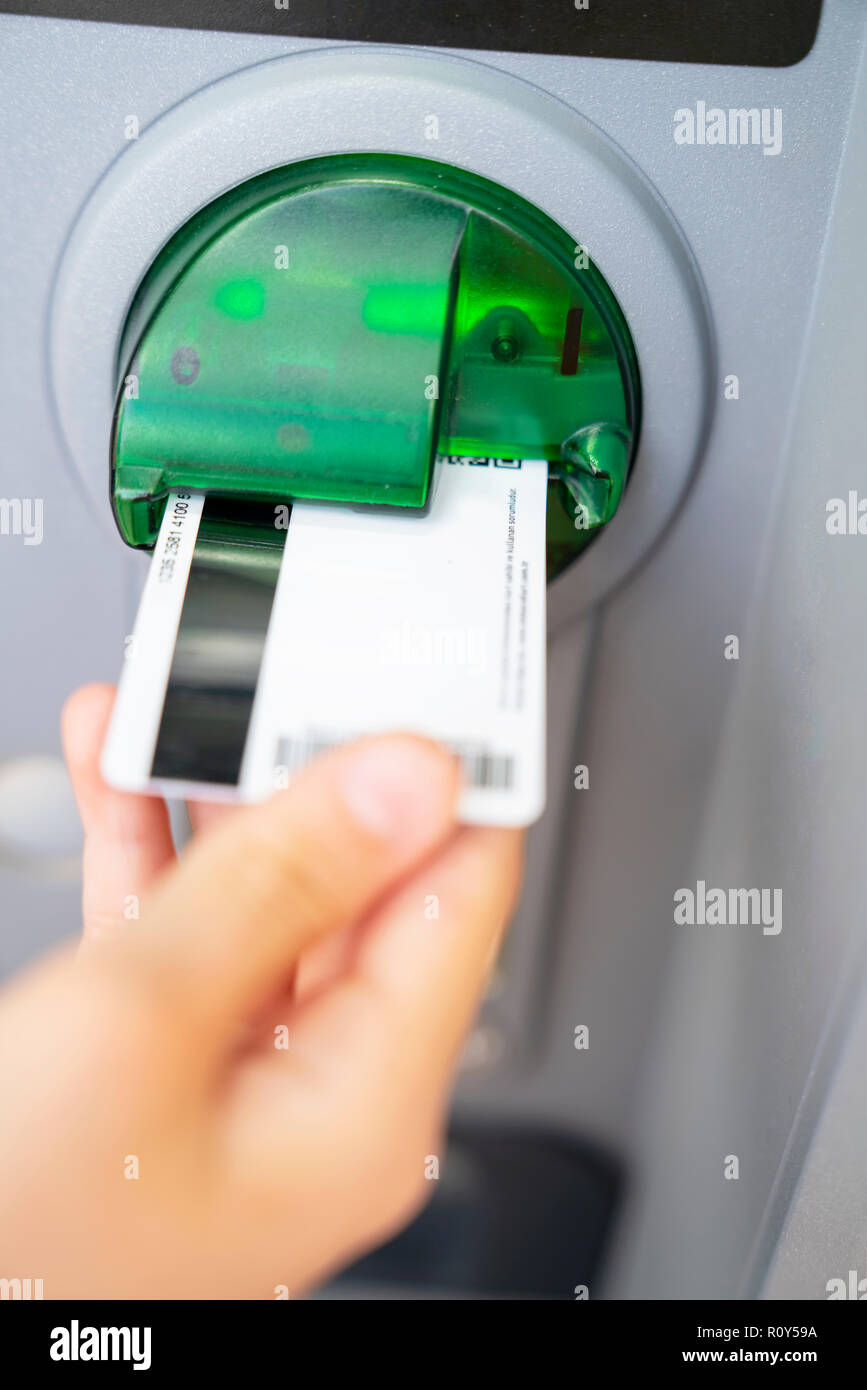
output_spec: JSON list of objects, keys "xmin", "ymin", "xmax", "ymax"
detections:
[
  {"xmin": 230, "ymin": 820, "xmax": 351, "ymax": 928},
  {"xmin": 382, "ymin": 1157, "xmax": 434, "ymax": 1234},
  {"xmin": 350, "ymin": 1110, "xmax": 443, "ymax": 1242}
]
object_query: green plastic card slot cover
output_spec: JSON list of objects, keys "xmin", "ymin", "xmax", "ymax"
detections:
[{"xmin": 111, "ymin": 154, "xmax": 640, "ymax": 580}]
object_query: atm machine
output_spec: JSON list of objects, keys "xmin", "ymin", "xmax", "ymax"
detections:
[{"xmin": 1, "ymin": 1, "xmax": 866, "ymax": 1299}]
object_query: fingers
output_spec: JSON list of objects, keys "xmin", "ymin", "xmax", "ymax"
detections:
[
  {"xmin": 120, "ymin": 735, "xmax": 462, "ymax": 1043},
  {"xmin": 186, "ymin": 800, "xmax": 235, "ymax": 836},
  {"xmin": 238, "ymin": 825, "xmax": 524, "ymax": 1256},
  {"xmin": 353, "ymin": 826, "xmax": 524, "ymax": 1086},
  {"xmin": 290, "ymin": 826, "xmax": 523, "ymax": 1102},
  {"xmin": 61, "ymin": 684, "xmax": 176, "ymax": 944}
]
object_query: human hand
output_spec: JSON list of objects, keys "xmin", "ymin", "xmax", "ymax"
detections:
[{"xmin": 0, "ymin": 684, "xmax": 523, "ymax": 1298}]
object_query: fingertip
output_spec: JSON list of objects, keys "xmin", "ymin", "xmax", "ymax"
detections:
[
  {"xmin": 61, "ymin": 683, "xmax": 116, "ymax": 772},
  {"xmin": 60, "ymin": 682, "xmax": 171, "ymax": 846},
  {"xmin": 337, "ymin": 734, "xmax": 462, "ymax": 850},
  {"xmin": 60, "ymin": 685, "xmax": 177, "ymax": 932}
]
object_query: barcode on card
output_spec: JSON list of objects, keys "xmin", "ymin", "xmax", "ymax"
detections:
[{"xmin": 274, "ymin": 733, "xmax": 515, "ymax": 791}]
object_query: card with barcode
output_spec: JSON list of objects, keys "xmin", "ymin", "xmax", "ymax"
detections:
[{"xmin": 102, "ymin": 456, "xmax": 548, "ymax": 826}]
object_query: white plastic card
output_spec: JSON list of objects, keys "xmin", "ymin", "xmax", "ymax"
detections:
[{"xmin": 102, "ymin": 457, "xmax": 548, "ymax": 827}]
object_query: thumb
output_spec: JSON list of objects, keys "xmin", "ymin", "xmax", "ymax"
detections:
[{"xmin": 112, "ymin": 736, "xmax": 461, "ymax": 1045}]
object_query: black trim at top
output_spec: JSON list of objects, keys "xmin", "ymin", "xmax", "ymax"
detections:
[{"xmin": 1, "ymin": 1, "xmax": 824, "ymax": 69}]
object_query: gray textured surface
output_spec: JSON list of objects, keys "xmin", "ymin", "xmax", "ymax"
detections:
[
  {"xmin": 1, "ymin": 1, "xmax": 865, "ymax": 1298},
  {"xmin": 607, "ymin": 23, "xmax": 867, "ymax": 1297}
]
